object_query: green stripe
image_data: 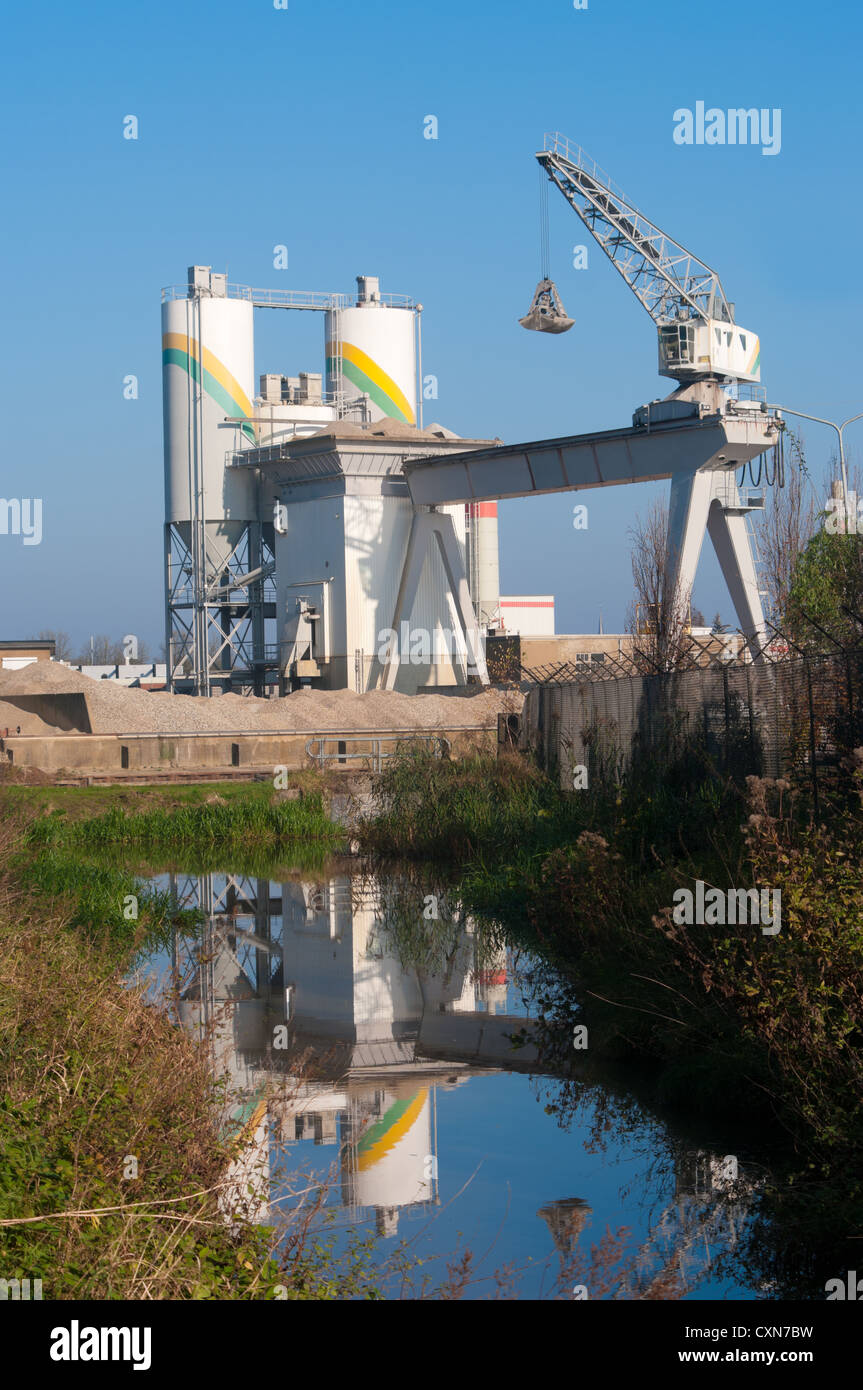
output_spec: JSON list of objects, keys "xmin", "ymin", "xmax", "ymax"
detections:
[
  {"xmin": 326, "ymin": 354, "xmax": 410, "ymax": 423},
  {"xmin": 224, "ymin": 1088, "xmax": 266, "ymax": 1140},
  {"xmin": 163, "ymin": 347, "xmax": 255, "ymax": 442},
  {"xmin": 356, "ymin": 1093, "xmax": 418, "ymax": 1155}
]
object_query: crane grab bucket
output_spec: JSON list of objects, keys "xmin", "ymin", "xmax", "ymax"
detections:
[{"xmin": 519, "ymin": 278, "xmax": 574, "ymax": 334}]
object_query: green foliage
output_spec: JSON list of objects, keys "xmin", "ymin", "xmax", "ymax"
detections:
[
  {"xmin": 785, "ymin": 528, "xmax": 863, "ymax": 647},
  {"xmin": 359, "ymin": 742, "xmax": 745, "ymax": 875},
  {"xmin": 0, "ymin": 909, "xmax": 278, "ymax": 1299},
  {"xmin": 359, "ymin": 749, "xmax": 568, "ymax": 859},
  {"xmin": 12, "ymin": 843, "xmax": 201, "ymax": 959},
  {"xmin": 663, "ymin": 775, "xmax": 863, "ymax": 1156},
  {"xmin": 10, "ymin": 789, "xmax": 344, "ymax": 943},
  {"xmin": 24, "ymin": 790, "xmax": 340, "ymax": 858}
]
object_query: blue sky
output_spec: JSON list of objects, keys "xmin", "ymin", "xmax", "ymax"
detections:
[{"xmin": 2, "ymin": 0, "xmax": 861, "ymax": 650}]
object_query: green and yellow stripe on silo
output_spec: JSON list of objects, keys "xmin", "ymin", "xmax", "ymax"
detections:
[
  {"xmin": 327, "ymin": 340, "xmax": 415, "ymax": 424},
  {"xmin": 355, "ymin": 1089, "xmax": 427, "ymax": 1171},
  {"xmin": 162, "ymin": 332, "xmax": 256, "ymax": 441}
]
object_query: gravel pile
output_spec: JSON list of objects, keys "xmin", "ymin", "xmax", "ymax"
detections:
[{"xmin": 0, "ymin": 662, "xmax": 521, "ymax": 737}]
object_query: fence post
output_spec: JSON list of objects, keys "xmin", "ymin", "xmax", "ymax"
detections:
[
  {"xmin": 722, "ymin": 665, "xmax": 730, "ymax": 773},
  {"xmin": 804, "ymin": 656, "xmax": 820, "ymax": 817},
  {"xmin": 745, "ymin": 662, "xmax": 756, "ymax": 768},
  {"xmin": 536, "ymin": 685, "xmax": 546, "ymax": 772}
]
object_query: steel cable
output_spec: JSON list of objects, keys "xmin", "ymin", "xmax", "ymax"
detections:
[{"xmin": 540, "ymin": 168, "xmax": 550, "ymax": 282}]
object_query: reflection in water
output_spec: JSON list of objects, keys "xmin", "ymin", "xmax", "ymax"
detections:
[
  {"xmin": 538, "ymin": 1198, "xmax": 592, "ymax": 1261},
  {"xmin": 536, "ymin": 1153, "xmax": 754, "ymax": 1299},
  {"xmin": 169, "ymin": 871, "xmax": 513, "ymax": 1237},
  {"xmin": 158, "ymin": 869, "xmax": 757, "ymax": 1294}
]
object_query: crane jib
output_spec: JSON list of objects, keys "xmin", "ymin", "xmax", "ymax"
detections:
[{"xmin": 523, "ymin": 134, "xmax": 759, "ymax": 384}]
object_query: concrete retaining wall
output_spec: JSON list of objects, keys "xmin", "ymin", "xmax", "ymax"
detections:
[
  {"xmin": 0, "ymin": 726, "xmax": 495, "ymax": 778},
  {"xmin": 418, "ymin": 1012, "xmax": 540, "ymax": 1069}
]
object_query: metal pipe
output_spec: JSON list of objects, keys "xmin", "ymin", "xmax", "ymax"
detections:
[
  {"xmin": 769, "ymin": 404, "xmax": 863, "ymax": 524},
  {"xmin": 416, "ymin": 305, "xmax": 424, "ymax": 431}
]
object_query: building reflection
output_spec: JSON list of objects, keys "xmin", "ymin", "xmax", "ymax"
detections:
[
  {"xmin": 168, "ymin": 871, "xmax": 756, "ymax": 1285},
  {"xmin": 170, "ymin": 871, "xmax": 510, "ymax": 1234}
]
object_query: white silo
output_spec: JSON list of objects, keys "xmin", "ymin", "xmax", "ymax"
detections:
[
  {"xmin": 162, "ymin": 267, "xmax": 261, "ymax": 692},
  {"xmin": 342, "ymin": 1086, "xmax": 434, "ymax": 1216},
  {"xmin": 162, "ymin": 269, "xmax": 257, "ymax": 543},
  {"xmin": 466, "ymin": 501, "xmax": 501, "ymax": 629},
  {"xmin": 325, "ymin": 275, "xmax": 417, "ymax": 425}
]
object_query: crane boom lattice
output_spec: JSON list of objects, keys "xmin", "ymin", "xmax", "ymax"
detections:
[{"xmin": 539, "ymin": 132, "xmax": 732, "ymax": 327}]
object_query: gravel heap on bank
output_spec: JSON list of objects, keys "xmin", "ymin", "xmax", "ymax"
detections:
[{"xmin": 0, "ymin": 662, "xmax": 522, "ymax": 737}]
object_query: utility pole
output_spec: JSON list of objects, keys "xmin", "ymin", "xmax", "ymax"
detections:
[{"xmin": 769, "ymin": 405, "xmax": 863, "ymax": 524}]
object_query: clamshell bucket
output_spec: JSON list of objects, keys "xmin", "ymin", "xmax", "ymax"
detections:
[{"xmin": 519, "ymin": 278, "xmax": 574, "ymax": 333}]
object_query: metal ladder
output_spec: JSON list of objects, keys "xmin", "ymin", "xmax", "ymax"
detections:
[
  {"xmin": 718, "ymin": 472, "xmax": 770, "ymax": 601},
  {"xmin": 329, "ymin": 305, "xmax": 344, "ymax": 417}
]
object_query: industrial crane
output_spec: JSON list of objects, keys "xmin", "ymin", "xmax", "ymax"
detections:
[
  {"xmin": 373, "ymin": 132, "xmax": 781, "ymax": 694},
  {"xmin": 512, "ymin": 131, "xmax": 778, "ymax": 664},
  {"xmin": 523, "ymin": 132, "xmax": 761, "ymax": 388}
]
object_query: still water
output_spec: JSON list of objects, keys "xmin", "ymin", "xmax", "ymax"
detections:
[{"xmin": 132, "ymin": 865, "xmax": 766, "ymax": 1300}]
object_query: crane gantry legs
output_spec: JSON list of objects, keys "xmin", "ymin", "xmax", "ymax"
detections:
[{"xmin": 665, "ymin": 466, "xmax": 768, "ymax": 661}]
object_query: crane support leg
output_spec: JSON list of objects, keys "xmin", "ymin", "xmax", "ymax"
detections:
[
  {"xmin": 664, "ymin": 468, "xmax": 715, "ymax": 637},
  {"xmin": 665, "ymin": 467, "xmax": 768, "ymax": 661},
  {"xmin": 706, "ymin": 494, "xmax": 768, "ymax": 662}
]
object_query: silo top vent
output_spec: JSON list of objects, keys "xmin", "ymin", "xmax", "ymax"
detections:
[{"xmin": 357, "ymin": 275, "xmax": 381, "ymax": 305}]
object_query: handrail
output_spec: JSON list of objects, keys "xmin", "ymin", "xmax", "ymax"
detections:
[
  {"xmin": 542, "ymin": 132, "xmax": 634, "ymax": 209},
  {"xmin": 161, "ymin": 284, "xmax": 417, "ymax": 310},
  {"xmin": 162, "ymin": 284, "xmax": 344, "ymax": 307},
  {"xmin": 305, "ymin": 733, "xmax": 450, "ymax": 772}
]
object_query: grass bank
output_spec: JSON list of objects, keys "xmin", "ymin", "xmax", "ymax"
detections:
[
  {"xmin": 0, "ymin": 806, "xmax": 385, "ymax": 1299},
  {"xmin": 2, "ymin": 779, "xmax": 348, "ymax": 956},
  {"xmin": 0, "ymin": 788, "xmax": 507, "ymax": 1300},
  {"xmin": 0, "ymin": 777, "xmax": 390, "ymax": 1299},
  {"xmin": 7, "ymin": 778, "xmax": 344, "ymax": 852},
  {"xmin": 6, "ymin": 778, "xmax": 348, "ymax": 898},
  {"xmin": 2, "ymin": 771, "xmax": 340, "ymax": 820}
]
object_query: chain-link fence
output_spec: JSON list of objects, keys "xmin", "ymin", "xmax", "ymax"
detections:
[{"xmin": 523, "ymin": 638, "xmax": 863, "ymax": 817}]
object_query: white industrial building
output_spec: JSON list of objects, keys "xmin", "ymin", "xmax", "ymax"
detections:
[
  {"xmin": 499, "ymin": 596, "xmax": 556, "ymax": 637},
  {"xmin": 162, "ymin": 268, "xmax": 514, "ymax": 695},
  {"xmin": 162, "ymin": 200, "xmax": 778, "ymax": 698}
]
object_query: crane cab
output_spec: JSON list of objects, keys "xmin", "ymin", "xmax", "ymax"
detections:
[{"xmin": 658, "ymin": 319, "xmax": 761, "ymax": 384}]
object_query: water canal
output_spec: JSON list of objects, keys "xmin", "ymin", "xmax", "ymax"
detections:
[{"xmin": 129, "ymin": 862, "xmax": 770, "ymax": 1300}]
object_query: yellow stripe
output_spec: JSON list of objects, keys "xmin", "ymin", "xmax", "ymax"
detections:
[
  {"xmin": 229, "ymin": 1096, "xmax": 268, "ymax": 1157},
  {"xmin": 162, "ymin": 332, "xmax": 254, "ymax": 418},
  {"xmin": 337, "ymin": 341, "xmax": 415, "ymax": 424},
  {"xmin": 356, "ymin": 1090, "xmax": 428, "ymax": 1171}
]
